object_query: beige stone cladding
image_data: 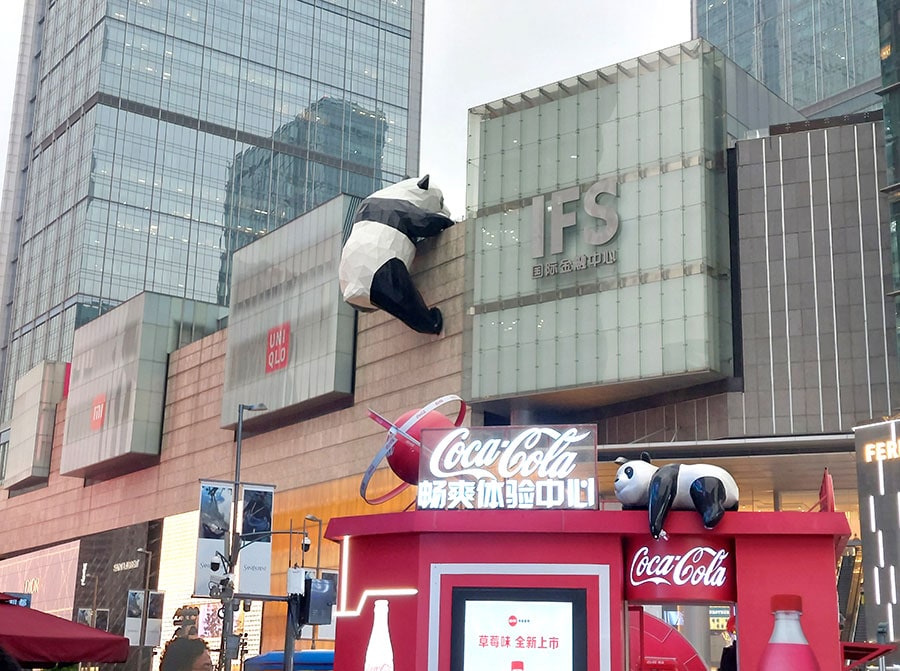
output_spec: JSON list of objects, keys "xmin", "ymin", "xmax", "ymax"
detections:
[{"xmin": 0, "ymin": 221, "xmax": 466, "ymax": 558}]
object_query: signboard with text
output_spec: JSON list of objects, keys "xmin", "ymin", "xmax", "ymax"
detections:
[
  {"xmin": 855, "ymin": 419, "xmax": 900, "ymax": 643},
  {"xmin": 624, "ymin": 536, "xmax": 735, "ymax": 603},
  {"xmin": 417, "ymin": 425, "xmax": 597, "ymax": 511}
]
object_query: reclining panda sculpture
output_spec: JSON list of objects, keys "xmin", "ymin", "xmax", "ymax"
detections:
[
  {"xmin": 614, "ymin": 452, "xmax": 739, "ymax": 540},
  {"xmin": 339, "ymin": 175, "xmax": 454, "ymax": 334}
]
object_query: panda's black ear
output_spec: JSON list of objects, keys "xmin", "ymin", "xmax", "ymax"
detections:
[
  {"xmin": 417, "ymin": 174, "xmax": 430, "ymax": 190},
  {"xmin": 640, "ymin": 451, "xmax": 652, "ymax": 464}
]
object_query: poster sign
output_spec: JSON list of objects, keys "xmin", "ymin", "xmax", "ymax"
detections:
[
  {"xmin": 195, "ymin": 480, "xmax": 233, "ymax": 597},
  {"xmin": 238, "ymin": 484, "xmax": 275, "ymax": 594},
  {"xmin": 855, "ymin": 419, "xmax": 900, "ymax": 642},
  {"xmin": 450, "ymin": 587, "xmax": 587, "ymax": 670},
  {"xmin": 417, "ymin": 425, "xmax": 597, "ymax": 510},
  {"xmin": 124, "ymin": 590, "xmax": 164, "ymax": 645},
  {"xmin": 624, "ymin": 536, "xmax": 735, "ymax": 602}
]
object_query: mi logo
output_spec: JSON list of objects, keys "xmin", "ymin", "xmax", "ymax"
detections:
[{"xmin": 531, "ymin": 178, "xmax": 619, "ymax": 258}]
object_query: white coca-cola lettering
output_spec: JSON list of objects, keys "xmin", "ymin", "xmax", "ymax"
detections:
[
  {"xmin": 428, "ymin": 427, "xmax": 588, "ymax": 480},
  {"xmin": 629, "ymin": 546, "xmax": 729, "ymax": 588}
]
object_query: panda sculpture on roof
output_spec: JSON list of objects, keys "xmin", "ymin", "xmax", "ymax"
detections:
[
  {"xmin": 614, "ymin": 452, "xmax": 739, "ymax": 540},
  {"xmin": 339, "ymin": 175, "xmax": 454, "ymax": 334}
]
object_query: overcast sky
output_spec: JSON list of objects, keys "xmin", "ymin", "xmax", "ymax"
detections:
[{"xmin": 0, "ymin": 0, "xmax": 692, "ymax": 216}]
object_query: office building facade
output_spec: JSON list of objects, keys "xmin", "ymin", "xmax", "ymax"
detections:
[
  {"xmin": 0, "ymin": 0, "xmax": 425, "ymax": 424},
  {"xmin": 693, "ymin": 0, "xmax": 882, "ymax": 117}
]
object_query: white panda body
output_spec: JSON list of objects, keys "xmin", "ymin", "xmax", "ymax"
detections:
[
  {"xmin": 338, "ymin": 175, "xmax": 453, "ymax": 333},
  {"xmin": 672, "ymin": 464, "xmax": 739, "ymax": 510},
  {"xmin": 339, "ymin": 220, "xmax": 416, "ymax": 310},
  {"xmin": 614, "ymin": 453, "xmax": 739, "ymax": 539}
]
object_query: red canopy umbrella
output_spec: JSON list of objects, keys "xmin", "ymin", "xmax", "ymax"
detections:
[{"xmin": 0, "ymin": 594, "xmax": 130, "ymax": 666}]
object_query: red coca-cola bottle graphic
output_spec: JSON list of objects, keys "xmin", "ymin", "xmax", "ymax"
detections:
[
  {"xmin": 364, "ymin": 599, "xmax": 394, "ymax": 671},
  {"xmin": 758, "ymin": 594, "xmax": 820, "ymax": 671}
]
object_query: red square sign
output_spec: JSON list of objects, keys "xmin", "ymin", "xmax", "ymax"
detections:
[
  {"xmin": 90, "ymin": 394, "xmax": 106, "ymax": 431},
  {"xmin": 266, "ymin": 322, "xmax": 290, "ymax": 373}
]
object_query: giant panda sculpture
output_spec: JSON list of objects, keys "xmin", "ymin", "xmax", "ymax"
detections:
[
  {"xmin": 339, "ymin": 175, "xmax": 454, "ymax": 334},
  {"xmin": 613, "ymin": 452, "xmax": 739, "ymax": 540}
]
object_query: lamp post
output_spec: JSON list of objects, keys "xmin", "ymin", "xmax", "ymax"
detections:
[
  {"xmin": 221, "ymin": 402, "xmax": 267, "ymax": 671},
  {"xmin": 136, "ymin": 547, "xmax": 152, "ymax": 671}
]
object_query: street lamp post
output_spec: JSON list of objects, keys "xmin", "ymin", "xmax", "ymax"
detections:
[
  {"xmin": 136, "ymin": 547, "xmax": 152, "ymax": 671},
  {"xmin": 221, "ymin": 402, "xmax": 267, "ymax": 671}
]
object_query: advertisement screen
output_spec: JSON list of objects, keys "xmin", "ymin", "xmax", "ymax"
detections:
[{"xmin": 450, "ymin": 587, "xmax": 587, "ymax": 671}]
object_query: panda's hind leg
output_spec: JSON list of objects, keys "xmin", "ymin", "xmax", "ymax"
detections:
[
  {"xmin": 689, "ymin": 477, "xmax": 727, "ymax": 529},
  {"xmin": 370, "ymin": 258, "xmax": 443, "ymax": 334}
]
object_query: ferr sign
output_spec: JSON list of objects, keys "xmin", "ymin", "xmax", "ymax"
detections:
[{"xmin": 624, "ymin": 536, "xmax": 735, "ymax": 602}]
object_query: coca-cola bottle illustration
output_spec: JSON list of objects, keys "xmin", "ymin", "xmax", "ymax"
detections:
[
  {"xmin": 364, "ymin": 599, "xmax": 394, "ymax": 671},
  {"xmin": 758, "ymin": 594, "xmax": 820, "ymax": 671}
]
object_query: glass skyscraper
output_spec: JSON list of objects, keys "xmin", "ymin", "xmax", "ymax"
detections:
[
  {"xmin": 0, "ymin": 0, "xmax": 424, "ymax": 420},
  {"xmin": 693, "ymin": 0, "xmax": 881, "ymax": 116}
]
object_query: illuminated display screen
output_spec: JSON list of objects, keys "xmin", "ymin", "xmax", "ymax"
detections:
[
  {"xmin": 855, "ymin": 420, "xmax": 900, "ymax": 642},
  {"xmin": 450, "ymin": 587, "xmax": 587, "ymax": 671}
]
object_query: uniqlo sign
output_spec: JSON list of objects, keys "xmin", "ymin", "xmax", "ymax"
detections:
[
  {"xmin": 90, "ymin": 394, "xmax": 106, "ymax": 431},
  {"xmin": 624, "ymin": 536, "xmax": 735, "ymax": 602},
  {"xmin": 265, "ymin": 323, "xmax": 290, "ymax": 373}
]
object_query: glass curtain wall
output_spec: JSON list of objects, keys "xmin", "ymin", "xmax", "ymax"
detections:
[
  {"xmin": 1, "ymin": 0, "xmax": 422, "ymax": 421},
  {"xmin": 695, "ymin": 0, "xmax": 880, "ymax": 114}
]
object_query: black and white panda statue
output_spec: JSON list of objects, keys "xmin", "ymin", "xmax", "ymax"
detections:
[
  {"xmin": 339, "ymin": 175, "xmax": 454, "ymax": 334},
  {"xmin": 614, "ymin": 452, "xmax": 739, "ymax": 540}
]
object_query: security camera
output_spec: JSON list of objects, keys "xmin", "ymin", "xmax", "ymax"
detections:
[
  {"xmin": 302, "ymin": 536, "xmax": 311, "ymax": 552},
  {"xmin": 210, "ymin": 559, "xmax": 221, "ymax": 572}
]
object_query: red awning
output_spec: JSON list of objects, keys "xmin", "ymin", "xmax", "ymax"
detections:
[{"xmin": 0, "ymin": 601, "xmax": 130, "ymax": 666}]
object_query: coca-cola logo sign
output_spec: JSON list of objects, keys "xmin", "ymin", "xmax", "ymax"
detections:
[
  {"xmin": 417, "ymin": 425, "xmax": 598, "ymax": 511},
  {"xmin": 625, "ymin": 537, "xmax": 735, "ymax": 602}
]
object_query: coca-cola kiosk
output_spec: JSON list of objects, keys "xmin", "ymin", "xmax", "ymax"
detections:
[{"xmin": 326, "ymin": 419, "xmax": 873, "ymax": 670}]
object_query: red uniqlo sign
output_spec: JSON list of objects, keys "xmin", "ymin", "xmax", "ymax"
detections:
[
  {"xmin": 265, "ymin": 323, "xmax": 290, "ymax": 373},
  {"xmin": 90, "ymin": 394, "xmax": 106, "ymax": 431},
  {"xmin": 624, "ymin": 535, "xmax": 735, "ymax": 602}
]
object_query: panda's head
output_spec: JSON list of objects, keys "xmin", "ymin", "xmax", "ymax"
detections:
[
  {"xmin": 373, "ymin": 175, "xmax": 451, "ymax": 217},
  {"xmin": 613, "ymin": 452, "xmax": 658, "ymax": 506}
]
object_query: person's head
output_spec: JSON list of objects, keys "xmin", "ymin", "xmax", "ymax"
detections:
[
  {"xmin": 160, "ymin": 637, "xmax": 211, "ymax": 671},
  {"xmin": 0, "ymin": 646, "xmax": 23, "ymax": 671}
]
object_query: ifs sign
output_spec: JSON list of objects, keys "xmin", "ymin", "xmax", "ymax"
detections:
[{"xmin": 530, "ymin": 178, "xmax": 619, "ymax": 279}]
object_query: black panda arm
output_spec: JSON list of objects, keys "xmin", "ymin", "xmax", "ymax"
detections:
[
  {"xmin": 408, "ymin": 212, "xmax": 454, "ymax": 238},
  {"xmin": 356, "ymin": 198, "xmax": 452, "ymax": 241},
  {"xmin": 648, "ymin": 464, "xmax": 680, "ymax": 539}
]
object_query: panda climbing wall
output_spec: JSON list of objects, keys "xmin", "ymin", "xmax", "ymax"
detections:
[
  {"xmin": 339, "ymin": 175, "xmax": 454, "ymax": 334},
  {"xmin": 614, "ymin": 452, "xmax": 739, "ymax": 540}
]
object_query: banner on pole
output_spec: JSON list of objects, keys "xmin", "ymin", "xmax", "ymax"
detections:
[
  {"xmin": 194, "ymin": 480, "xmax": 233, "ymax": 597},
  {"xmin": 238, "ymin": 484, "xmax": 274, "ymax": 594}
]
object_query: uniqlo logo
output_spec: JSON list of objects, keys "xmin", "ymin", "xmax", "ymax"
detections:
[
  {"xmin": 266, "ymin": 323, "xmax": 290, "ymax": 373},
  {"xmin": 90, "ymin": 394, "xmax": 106, "ymax": 431}
]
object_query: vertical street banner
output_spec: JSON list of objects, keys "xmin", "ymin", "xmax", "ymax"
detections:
[
  {"xmin": 238, "ymin": 484, "xmax": 274, "ymax": 594},
  {"xmin": 124, "ymin": 590, "xmax": 165, "ymax": 645},
  {"xmin": 195, "ymin": 480, "xmax": 233, "ymax": 597}
]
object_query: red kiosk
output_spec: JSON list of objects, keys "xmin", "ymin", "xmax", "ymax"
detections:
[{"xmin": 325, "ymin": 406, "xmax": 881, "ymax": 670}]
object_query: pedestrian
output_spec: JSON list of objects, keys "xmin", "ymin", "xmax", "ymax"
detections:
[
  {"xmin": 0, "ymin": 646, "xmax": 22, "ymax": 671},
  {"xmin": 160, "ymin": 637, "xmax": 212, "ymax": 671}
]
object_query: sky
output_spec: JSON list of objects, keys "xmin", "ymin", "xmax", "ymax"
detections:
[{"xmin": 0, "ymin": 0, "xmax": 692, "ymax": 217}]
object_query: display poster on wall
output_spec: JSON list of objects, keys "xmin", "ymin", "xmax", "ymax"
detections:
[
  {"xmin": 450, "ymin": 587, "xmax": 587, "ymax": 670},
  {"xmin": 195, "ymin": 480, "xmax": 233, "ymax": 596},
  {"xmin": 124, "ymin": 589, "xmax": 164, "ymax": 645},
  {"xmin": 418, "ymin": 425, "xmax": 598, "ymax": 510}
]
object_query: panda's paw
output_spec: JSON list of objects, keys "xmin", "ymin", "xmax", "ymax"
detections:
[{"xmin": 429, "ymin": 307, "xmax": 443, "ymax": 334}]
